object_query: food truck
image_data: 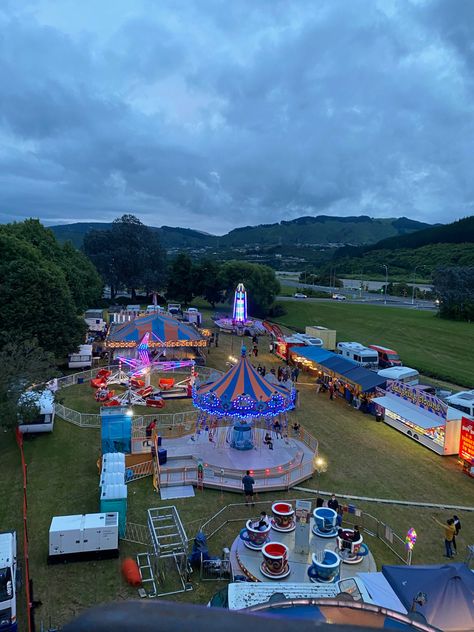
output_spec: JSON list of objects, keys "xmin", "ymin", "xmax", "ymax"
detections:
[{"xmin": 373, "ymin": 381, "xmax": 463, "ymax": 455}]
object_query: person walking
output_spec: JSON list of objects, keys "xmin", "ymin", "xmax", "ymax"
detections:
[
  {"xmin": 329, "ymin": 382, "xmax": 335, "ymax": 400},
  {"xmin": 452, "ymin": 515, "xmax": 461, "ymax": 554},
  {"xmin": 143, "ymin": 418, "xmax": 157, "ymax": 447},
  {"xmin": 242, "ymin": 470, "xmax": 256, "ymax": 506},
  {"xmin": 432, "ymin": 516, "xmax": 456, "ymax": 558},
  {"xmin": 292, "ymin": 366, "xmax": 300, "ymax": 382}
]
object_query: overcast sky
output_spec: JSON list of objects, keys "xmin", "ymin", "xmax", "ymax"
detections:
[{"xmin": 0, "ymin": 0, "xmax": 473, "ymax": 234}]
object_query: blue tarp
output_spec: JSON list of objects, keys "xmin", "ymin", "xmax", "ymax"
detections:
[
  {"xmin": 344, "ymin": 367, "xmax": 386, "ymax": 392},
  {"xmin": 382, "ymin": 563, "xmax": 474, "ymax": 632},
  {"xmin": 291, "ymin": 347, "xmax": 333, "ymax": 363},
  {"xmin": 318, "ymin": 355, "xmax": 357, "ymax": 374}
]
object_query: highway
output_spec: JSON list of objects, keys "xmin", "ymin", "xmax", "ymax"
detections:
[{"xmin": 277, "ymin": 279, "xmax": 437, "ymax": 310}]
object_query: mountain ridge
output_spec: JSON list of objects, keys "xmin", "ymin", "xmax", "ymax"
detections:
[{"xmin": 48, "ymin": 215, "xmax": 433, "ymax": 249}]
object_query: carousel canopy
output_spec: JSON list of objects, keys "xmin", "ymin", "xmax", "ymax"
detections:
[
  {"xmin": 107, "ymin": 313, "xmax": 205, "ymax": 348},
  {"xmin": 193, "ymin": 347, "xmax": 296, "ymax": 418}
]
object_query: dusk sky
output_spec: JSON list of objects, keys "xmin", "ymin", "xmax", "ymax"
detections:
[{"xmin": 0, "ymin": 0, "xmax": 473, "ymax": 234}]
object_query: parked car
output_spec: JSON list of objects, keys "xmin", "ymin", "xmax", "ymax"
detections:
[
  {"xmin": 332, "ymin": 293, "xmax": 346, "ymax": 301},
  {"xmin": 294, "ymin": 293, "xmax": 307, "ymax": 299}
]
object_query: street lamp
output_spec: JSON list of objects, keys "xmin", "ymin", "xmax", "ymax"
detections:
[
  {"xmin": 411, "ymin": 266, "xmax": 421, "ymax": 306},
  {"xmin": 383, "ymin": 265, "xmax": 388, "ymax": 305},
  {"xmin": 313, "ymin": 455, "xmax": 327, "ymax": 495}
]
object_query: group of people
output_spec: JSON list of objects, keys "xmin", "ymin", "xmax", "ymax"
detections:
[{"xmin": 432, "ymin": 514, "xmax": 462, "ymax": 558}]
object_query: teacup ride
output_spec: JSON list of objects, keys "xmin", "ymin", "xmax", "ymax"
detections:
[
  {"xmin": 260, "ymin": 542, "xmax": 291, "ymax": 580},
  {"xmin": 307, "ymin": 549, "xmax": 341, "ymax": 583},
  {"xmin": 239, "ymin": 519, "xmax": 272, "ymax": 551},
  {"xmin": 312, "ymin": 507, "xmax": 338, "ymax": 538},
  {"xmin": 271, "ymin": 502, "xmax": 296, "ymax": 533},
  {"xmin": 336, "ymin": 529, "xmax": 369, "ymax": 564}
]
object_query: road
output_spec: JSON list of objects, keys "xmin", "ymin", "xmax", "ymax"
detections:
[{"xmin": 277, "ymin": 279, "xmax": 437, "ymax": 310}]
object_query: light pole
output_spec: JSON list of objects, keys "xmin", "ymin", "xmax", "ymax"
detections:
[
  {"xmin": 411, "ymin": 266, "xmax": 420, "ymax": 306},
  {"xmin": 383, "ymin": 265, "xmax": 388, "ymax": 305},
  {"xmin": 313, "ymin": 456, "xmax": 327, "ymax": 495}
]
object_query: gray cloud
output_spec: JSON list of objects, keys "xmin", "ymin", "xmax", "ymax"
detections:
[{"xmin": 0, "ymin": 0, "xmax": 473, "ymax": 233}]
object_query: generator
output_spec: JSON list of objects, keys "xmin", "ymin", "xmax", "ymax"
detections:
[{"xmin": 48, "ymin": 512, "xmax": 119, "ymax": 564}]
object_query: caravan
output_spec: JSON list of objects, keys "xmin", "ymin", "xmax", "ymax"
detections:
[
  {"xmin": 336, "ymin": 342, "xmax": 379, "ymax": 369},
  {"xmin": 0, "ymin": 531, "xmax": 17, "ymax": 631},
  {"xmin": 18, "ymin": 390, "xmax": 55, "ymax": 434},
  {"xmin": 68, "ymin": 344, "xmax": 93, "ymax": 369},
  {"xmin": 445, "ymin": 390, "xmax": 474, "ymax": 417}
]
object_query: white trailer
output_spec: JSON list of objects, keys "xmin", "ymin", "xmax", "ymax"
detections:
[
  {"xmin": 0, "ymin": 531, "xmax": 17, "ymax": 632},
  {"xmin": 18, "ymin": 389, "xmax": 55, "ymax": 434},
  {"xmin": 336, "ymin": 342, "xmax": 379, "ymax": 369},
  {"xmin": 68, "ymin": 344, "xmax": 93, "ymax": 369},
  {"xmin": 48, "ymin": 512, "xmax": 119, "ymax": 564},
  {"xmin": 445, "ymin": 390, "xmax": 474, "ymax": 417},
  {"xmin": 378, "ymin": 366, "xmax": 419, "ymax": 386}
]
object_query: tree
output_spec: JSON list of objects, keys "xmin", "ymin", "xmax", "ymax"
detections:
[
  {"xmin": 433, "ymin": 266, "xmax": 474, "ymax": 321},
  {"xmin": 0, "ymin": 338, "xmax": 57, "ymax": 430},
  {"xmin": 7, "ymin": 219, "xmax": 103, "ymax": 313},
  {"xmin": 166, "ymin": 253, "xmax": 196, "ymax": 305},
  {"xmin": 83, "ymin": 214, "xmax": 166, "ymax": 298},
  {"xmin": 193, "ymin": 259, "xmax": 225, "ymax": 307},
  {"xmin": 219, "ymin": 261, "xmax": 281, "ymax": 317},
  {"xmin": 0, "ymin": 231, "xmax": 87, "ymax": 356}
]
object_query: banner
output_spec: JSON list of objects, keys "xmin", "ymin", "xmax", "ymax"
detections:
[
  {"xmin": 386, "ymin": 380, "xmax": 447, "ymax": 419},
  {"xmin": 459, "ymin": 416, "xmax": 474, "ymax": 462}
]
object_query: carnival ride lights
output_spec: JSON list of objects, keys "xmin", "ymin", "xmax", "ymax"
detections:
[
  {"xmin": 192, "ymin": 346, "xmax": 296, "ymax": 450},
  {"xmin": 233, "ymin": 283, "xmax": 248, "ymax": 324}
]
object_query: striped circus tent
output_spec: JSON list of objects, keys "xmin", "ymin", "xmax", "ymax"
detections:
[
  {"xmin": 107, "ymin": 313, "xmax": 205, "ymax": 348},
  {"xmin": 193, "ymin": 347, "xmax": 296, "ymax": 418}
]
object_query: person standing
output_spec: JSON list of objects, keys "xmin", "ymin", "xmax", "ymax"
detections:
[
  {"xmin": 292, "ymin": 366, "xmax": 300, "ymax": 382},
  {"xmin": 328, "ymin": 494, "xmax": 339, "ymax": 512},
  {"xmin": 452, "ymin": 515, "xmax": 461, "ymax": 554},
  {"xmin": 242, "ymin": 470, "xmax": 256, "ymax": 506},
  {"xmin": 432, "ymin": 516, "xmax": 456, "ymax": 558}
]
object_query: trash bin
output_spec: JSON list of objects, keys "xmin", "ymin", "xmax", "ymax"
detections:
[
  {"xmin": 157, "ymin": 435, "xmax": 162, "ymax": 447},
  {"xmin": 78, "ymin": 377, "xmax": 84, "ymax": 384},
  {"xmin": 158, "ymin": 449, "xmax": 167, "ymax": 465}
]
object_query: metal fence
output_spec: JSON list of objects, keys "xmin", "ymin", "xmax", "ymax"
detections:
[{"xmin": 199, "ymin": 500, "xmax": 411, "ymax": 565}]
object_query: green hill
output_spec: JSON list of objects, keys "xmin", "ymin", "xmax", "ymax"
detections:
[
  {"xmin": 49, "ymin": 215, "xmax": 431, "ymax": 249},
  {"xmin": 331, "ymin": 215, "xmax": 474, "ymax": 278}
]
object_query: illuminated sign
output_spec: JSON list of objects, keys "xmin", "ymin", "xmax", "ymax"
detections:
[
  {"xmin": 386, "ymin": 381, "xmax": 447, "ymax": 419},
  {"xmin": 459, "ymin": 416, "xmax": 474, "ymax": 462}
]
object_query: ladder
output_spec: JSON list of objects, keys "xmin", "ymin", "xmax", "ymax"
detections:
[{"xmin": 137, "ymin": 552, "xmax": 157, "ymax": 598}]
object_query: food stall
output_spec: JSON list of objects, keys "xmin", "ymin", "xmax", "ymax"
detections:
[
  {"xmin": 373, "ymin": 381, "xmax": 463, "ymax": 455},
  {"xmin": 458, "ymin": 416, "xmax": 474, "ymax": 477}
]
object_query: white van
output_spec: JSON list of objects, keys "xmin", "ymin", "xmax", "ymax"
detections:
[
  {"xmin": 18, "ymin": 390, "xmax": 55, "ymax": 434},
  {"xmin": 68, "ymin": 344, "xmax": 93, "ymax": 369},
  {"xmin": 445, "ymin": 390, "xmax": 474, "ymax": 417},
  {"xmin": 336, "ymin": 342, "xmax": 379, "ymax": 369},
  {"xmin": 378, "ymin": 366, "xmax": 419, "ymax": 386}
]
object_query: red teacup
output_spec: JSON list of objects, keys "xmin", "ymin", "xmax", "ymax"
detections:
[
  {"xmin": 262, "ymin": 541, "xmax": 289, "ymax": 575},
  {"xmin": 272, "ymin": 502, "xmax": 295, "ymax": 529}
]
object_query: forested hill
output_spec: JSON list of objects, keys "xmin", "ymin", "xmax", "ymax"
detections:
[
  {"xmin": 330, "ymin": 215, "xmax": 474, "ymax": 277},
  {"xmin": 334, "ymin": 215, "xmax": 474, "ymax": 259},
  {"xmin": 50, "ymin": 222, "xmax": 216, "ymax": 249},
  {"xmin": 49, "ymin": 215, "xmax": 430, "ymax": 249}
]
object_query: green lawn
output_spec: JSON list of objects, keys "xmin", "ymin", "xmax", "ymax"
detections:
[
  {"xmin": 2, "ymin": 313, "xmax": 474, "ymax": 628},
  {"xmin": 274, "ymin": 300, "xmax": 474, "ymax": 387}
]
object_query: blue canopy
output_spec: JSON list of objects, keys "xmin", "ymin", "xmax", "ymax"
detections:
[
  {"xmin": 343, "ymin": 367, "xmax": 387, "ymax": 392},
  {"xmin": 292, "ymin": 347, "xmax": 333, "ymax": 363},
  {"xmin": 382, "ymin": 563, "xmax": 474, "ymax": 632},
  {"xmin": 318, "ymin": 355, "xmax": 357, "ymax": 375}
]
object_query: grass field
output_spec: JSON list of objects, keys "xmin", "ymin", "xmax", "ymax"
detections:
[
  {"xmin": 274, "ymin": 300, "xmax": 474, "ymax": 387},
  {"xmin": 2, "ymin": 314, "xmax": 473, "ymax": 628}
]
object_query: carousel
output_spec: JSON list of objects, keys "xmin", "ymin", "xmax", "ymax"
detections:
[{"xmin": 192, "ymin": 346, "xmax": 296, "ymax": 449}]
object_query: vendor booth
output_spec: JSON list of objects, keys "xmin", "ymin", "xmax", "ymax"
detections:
[
  {"xmin": 373, "ymin": 381, "xmax": 463, "ymax": 455},
  {"xmin": 458, "ymin": 416, "xmax": 474, "ymax": 477},
  {"xmin": 290, "ymin": 348, "xmax": 387, "ymax": 410}
]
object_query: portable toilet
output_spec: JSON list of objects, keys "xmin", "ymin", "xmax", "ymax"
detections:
[
  {"xmin": 100, "ymin": 484, "xmax": 128, "ymax": 537},
  {"xmin": 102, "ymin": 453, "xmax": 126, "ymax": 468},
  {"xmin": 101, "ymin": 407, "xmax": 132, "ymax": 454},
  {"xmin": 101, "ymin": 459, "xmax": 125, "ymax": 476},
  {"xmin": 99, "ymin": 471, "xmax": 124, "ymax": 487}
]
